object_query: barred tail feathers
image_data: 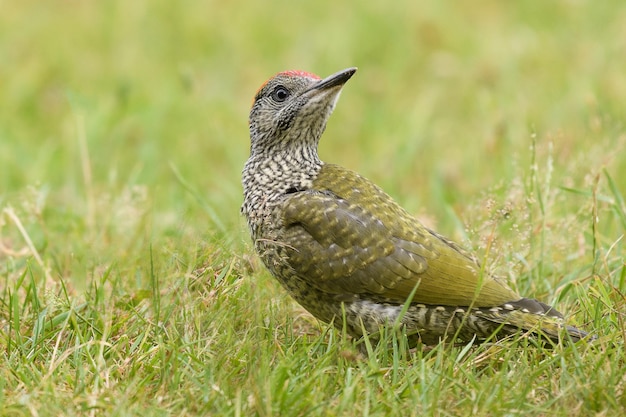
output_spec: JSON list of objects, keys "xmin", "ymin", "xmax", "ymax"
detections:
[{"xmin": 485, "ymin": 298, "xmax": 590, "ymax": 342}]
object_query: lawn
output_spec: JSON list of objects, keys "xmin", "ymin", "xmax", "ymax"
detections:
[{"xmin": 1, "ymin": 1, "xmax": 625, "ymax": 416}]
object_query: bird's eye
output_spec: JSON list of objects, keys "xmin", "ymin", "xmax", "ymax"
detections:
[{"xmin": 270, "ymin": 86, "xmax": 290, "ymax": 102}]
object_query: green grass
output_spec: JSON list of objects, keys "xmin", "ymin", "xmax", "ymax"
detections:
[{"xmin": 1, "ymin": 1, "xmax": 625, "ymax": 415}]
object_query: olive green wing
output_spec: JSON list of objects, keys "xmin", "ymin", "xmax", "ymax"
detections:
[
  {"xmin": 280, "ymin": 165, "xmax": 520, "ymax": 307},
  {"xmin": 281, "ymin": 190, "xmax": 433, "ymax": 296}
]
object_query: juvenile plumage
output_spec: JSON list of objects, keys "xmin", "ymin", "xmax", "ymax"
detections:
[{"xmin": 241, "ymin": 67, "xmax": 589, "ymax": 345}]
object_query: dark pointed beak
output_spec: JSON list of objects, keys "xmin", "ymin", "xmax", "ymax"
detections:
[{"xmin": 309, "ymin": 67, "xmax": 357, "ymax": 92}]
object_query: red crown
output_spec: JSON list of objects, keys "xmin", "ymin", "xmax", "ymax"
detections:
[{"xmin": 277, "ymin": 70, "xmax": 321, "ymax": 80}]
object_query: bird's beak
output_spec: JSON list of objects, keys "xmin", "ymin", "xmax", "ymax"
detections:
[{"xmin": 308, "ymin": 67, "xmax": 357, "ymax": 92}]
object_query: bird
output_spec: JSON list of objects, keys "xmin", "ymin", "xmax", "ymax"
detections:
[{"xmin": 241, "ymin": 67, "xmax": 590, "ymax": 346}]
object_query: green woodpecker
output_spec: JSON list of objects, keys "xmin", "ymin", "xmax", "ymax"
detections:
[{"xmin": 241, "ymin": 67, "xmax": 589, "ymax": 345}]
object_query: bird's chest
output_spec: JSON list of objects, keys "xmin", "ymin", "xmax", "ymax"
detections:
[{"xmin": 242, "ymin": 168, "xmax": 316, "ymax": 243}]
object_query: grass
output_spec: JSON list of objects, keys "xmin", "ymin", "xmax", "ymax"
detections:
[{"xmin": 1, "ymin": 0, "xmax": 625, "ymax": 415}]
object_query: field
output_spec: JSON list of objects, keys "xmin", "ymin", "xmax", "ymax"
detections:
[{"xmin": 1, "ymin": 1, "xmax": 625, "ymax": 416}]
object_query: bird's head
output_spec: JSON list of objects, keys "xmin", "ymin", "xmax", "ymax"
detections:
[{"xmin": 248, "ymin": 67, "xmax": 357, "ymax": 155}]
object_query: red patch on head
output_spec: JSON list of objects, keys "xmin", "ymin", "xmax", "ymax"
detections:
[{"xmin": 277, "ymin": 70, "xmax": 321, "ymax": 80}]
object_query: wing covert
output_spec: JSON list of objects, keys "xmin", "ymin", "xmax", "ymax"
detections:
[{"xmin": 281, "ymin": 190, "xmax": 432, "ymax": 296}]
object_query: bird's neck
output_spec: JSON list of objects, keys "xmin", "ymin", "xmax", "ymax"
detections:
[{"xmin": 242, "ymin": 144, "xmax": 323, "ymax": 213}]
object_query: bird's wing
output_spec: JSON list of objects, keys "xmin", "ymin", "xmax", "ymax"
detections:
[{"xmin": 279, "ymin": 164, "xmax": 520, "ymax": 307}]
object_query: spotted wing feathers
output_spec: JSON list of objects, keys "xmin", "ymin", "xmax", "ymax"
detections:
[{"xmin": 279, "ymin": 164, "xmax": 521, "ymax": 307}]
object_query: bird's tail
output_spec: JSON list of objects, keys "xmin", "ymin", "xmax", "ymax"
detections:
[
  {"xmin": 485, "ymin": 298, "xmax": 592, "ymax": 342},
  {"xmin": 505, "ymin": 310, "xmax": 590, "ymax": 342}
]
